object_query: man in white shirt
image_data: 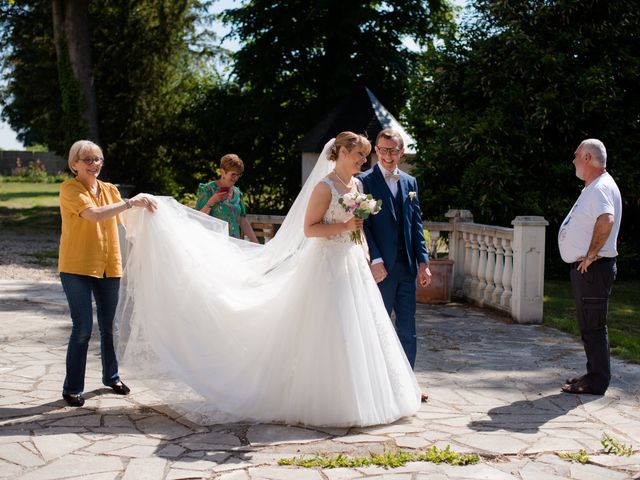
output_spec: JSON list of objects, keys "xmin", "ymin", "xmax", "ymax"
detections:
[{"xmin": 558, "ymin": 139, "xmax": 622, "ymax": 395}]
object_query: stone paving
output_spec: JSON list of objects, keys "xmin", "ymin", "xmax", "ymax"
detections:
[{"xmin": 1, "ymin": 278, "xmax": 639, "ymax": 480}]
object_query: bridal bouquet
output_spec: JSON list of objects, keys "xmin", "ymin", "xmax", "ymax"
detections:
[{"xmin": 338, "ymin": 192, "xmax": 382, "ymax": 244}]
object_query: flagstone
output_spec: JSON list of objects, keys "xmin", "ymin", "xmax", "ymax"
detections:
[
  {"xmin": 0, "ymin": 460, "xmax": 23, "ymax": 479},
  {"xmin": 569, "ymin": 462, "xmax": 629, "ymax": 480},
  {"xmin": 121, "ymin": 457, "xmax": 166, "ymax": 480},
  {"xmin": 17, "ymin": 454, "xmax": 122, "ymax": 480},
  {"xmin": 45, "ymin": 413, "xmax": 102, "ymax": 427},
  {"xmin": 166, "ymin": 468, "xmax": 211, "ymax": 480},
  {"xmin": 32, "ymin": 432, "xmax": 90, "ymax": 461},
  {"xmin": 454, "ymin": 433, "xmax": 528, "ymax": 454},
  {"xmin": 248, "ymin": 466, "xmax": 324, "ymax": 480},
  {"xmin": 393, "ymin": 435, "xmax": 430, "ymax": 449},
  {"xmin": 0, "ymin": 443, "xmax": 44, "ymax": 467},
  {"xmin": 334, "ymin": 434, "xmax": 389, "ymax": 444},
  {"xmin": 321, "ymin": 467, "xmax": 362, "ymax": 480},
  {"xmin": 246, "ymin": 425, "xmax": 329, "ymax": 446},
  {"xmin": 135, "ymin": 415, "xmax": 194, "ymax": 440},
  {"xmin": 217, "ymin": 470, "xmax": 251, "ymax": 480}
]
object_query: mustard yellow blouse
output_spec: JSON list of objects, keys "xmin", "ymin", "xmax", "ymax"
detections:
[{"xmin": 58, "ymin": 178, "xmax": 123, "ymax": 278}]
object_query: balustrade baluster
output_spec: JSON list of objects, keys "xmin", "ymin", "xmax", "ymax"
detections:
[
  {"xmin": 492, "ymin": 236, "xmax": 505, "ymax": 305},
  {"xmin": 468, "ymin": 234, "xmax": 479, "ymax": 298},
  {"xmin": 476, "ymin": 235, "xmax": 487, "ymax": 301},
  {"xmin": 501, "ymin": 238, "xmax": 513, "ymax": 308},
  {"xmin": 483, "ymin": 234, "xmax": 496, "ymax": 304}
]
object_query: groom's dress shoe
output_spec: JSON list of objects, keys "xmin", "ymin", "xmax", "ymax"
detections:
[
  {"xmin": 63, "ymin": 393, "xmax": 85, "ymax": 407},
  {"xmin": 109, "ymin": 381, "xmax": 130, "ymax": 395}
]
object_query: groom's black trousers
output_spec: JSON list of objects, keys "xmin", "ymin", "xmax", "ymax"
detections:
[{"xmin": 569, "ymin": 257, "xmax": 616, "ymax": 394}]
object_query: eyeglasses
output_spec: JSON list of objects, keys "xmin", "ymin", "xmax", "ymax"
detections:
[
  {"xmin": 377, "ymin": 146, "xmax": 402, "ymax": 155},
  {"xmin": 229, "ymin": 172, "xmax": 243, "ymax": 179},
  {"xmin": 80, "ymin": 156, "xmax": 104, "ymax": 165}
]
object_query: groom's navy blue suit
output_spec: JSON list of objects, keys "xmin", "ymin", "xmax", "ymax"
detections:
[{"xmin": 359, "ymin": 164, "xmax": 429, "ymax": 368}]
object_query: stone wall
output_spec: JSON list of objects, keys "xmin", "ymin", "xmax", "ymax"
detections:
[{"xmin": 0, "ymin": 150, "xmax": 67, "ymax": 175}]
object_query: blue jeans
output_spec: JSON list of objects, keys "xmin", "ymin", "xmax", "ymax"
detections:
[{"xmin": 60, "ymin": 273, "xmax": 121, "ymax": 394}]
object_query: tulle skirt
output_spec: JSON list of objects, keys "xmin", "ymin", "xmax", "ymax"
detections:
[{"xmin": 117, "ymin": 197, "xmax": 420, "ymax": 426}]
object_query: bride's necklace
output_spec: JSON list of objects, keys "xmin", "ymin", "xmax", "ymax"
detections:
[{"xmin": 333, "ymin": 170, "xmax": 353, "ymax": 189}]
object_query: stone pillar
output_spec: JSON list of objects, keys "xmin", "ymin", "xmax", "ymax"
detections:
[
  {"xmin": 511, "ymin": 216, "xmax": 548, "ymax": 324},
  {"xmin": 445, "ymin": 209, "xmax": 473, "ymax": 295}
]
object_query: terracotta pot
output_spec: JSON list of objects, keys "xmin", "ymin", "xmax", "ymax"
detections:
[{"xmin": 416, "ymin": 259, "xmax": 454, "ymax": 304}]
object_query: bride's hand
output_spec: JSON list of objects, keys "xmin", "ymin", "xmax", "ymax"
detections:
[{"xmin": 344, "ymin": 216, "xmax": 364, "ymax": 232}]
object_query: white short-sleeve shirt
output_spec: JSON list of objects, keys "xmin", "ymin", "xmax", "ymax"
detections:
[{"xmin": 558, "ymin": 172, "xmax": 622, "ymax": 263}]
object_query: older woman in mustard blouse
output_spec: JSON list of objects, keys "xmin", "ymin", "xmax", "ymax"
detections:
[{"xmin": 58, "ymin": 140, "xmax": 157, "ymax": 407}]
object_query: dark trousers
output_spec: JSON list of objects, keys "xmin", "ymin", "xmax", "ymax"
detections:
[
  {"xmin": 379, "ymin": 258, "xmax": 417, "ymax": 368},
  {"xmin": 60, "ymin": 272, "xmax": 121, "ymax": 394},
  {"xmin": 569, "ymin": 257, "xmax": 616, "ymax": 393}
]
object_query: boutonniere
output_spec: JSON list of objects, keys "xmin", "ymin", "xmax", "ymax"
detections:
[{"xmin": 408, "ymin": 191, "xmax": 416, "ymax": 201}]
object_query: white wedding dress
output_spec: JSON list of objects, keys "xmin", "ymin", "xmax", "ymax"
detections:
[{"xmin": 116, "ymin": 141, "xmax": 421, "ymax": 427}]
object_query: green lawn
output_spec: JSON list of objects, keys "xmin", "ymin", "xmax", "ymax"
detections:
[
  {"xmin": 0, "ymin": 181, "xmax": 61, "ymax": 233},
  {"xmin": 544, "ymin": 279, "xmax": 640, "ymax": 363}
]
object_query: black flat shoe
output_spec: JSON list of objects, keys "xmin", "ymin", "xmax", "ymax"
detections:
[
  {"xmin": 62, "ymin": 393, "xmax": 85, "ymax": 407},
  {"xmin": 109, "ymin": 381, "xmax": 130, "ymax": 395}
]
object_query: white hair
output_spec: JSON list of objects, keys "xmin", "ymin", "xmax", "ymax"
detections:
[{"xmin": 580, "ymin": 138, "xmax": 607, "ymax": 167}]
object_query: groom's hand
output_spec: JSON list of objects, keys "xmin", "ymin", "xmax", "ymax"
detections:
[
  {"xmin": 418, "ymin": 262, "xmax": 432, "ymax": 288},
  {"xmin": 370, "ymin": 262, "xmax": 387, "ymax": 283}
]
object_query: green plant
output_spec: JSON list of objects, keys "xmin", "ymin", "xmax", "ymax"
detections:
[
  {"xmin": 557, "ymin": 450, "xmax": 589, "ymax": 464},
  {"xmin": 278, "ymin": 446, "xmax": 479, "ymax": 469},
  {"xmin": 601, "ymin": 433, "xmax": 633, "ymax": 456}
]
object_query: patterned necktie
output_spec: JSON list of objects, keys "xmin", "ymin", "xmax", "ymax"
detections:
[{"xmin": 384, "ymin": 172, "xmax": 400, "ymax": 181}]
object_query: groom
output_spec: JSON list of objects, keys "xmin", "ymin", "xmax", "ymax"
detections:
[{"xmin": 360, "ymin": 129, "xmax": 431, "ymax": 375}]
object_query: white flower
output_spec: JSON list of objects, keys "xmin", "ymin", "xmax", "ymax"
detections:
[
  {"xmin": 365, "ymin": 199, "xmax": 378, "ymax": 211},
  {"xmin": 408, "ymin": 191, "xmax": 416, "ymax": 200}
]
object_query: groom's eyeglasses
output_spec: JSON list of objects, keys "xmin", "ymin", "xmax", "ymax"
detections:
[{"xmin": 376, "ymin": 147, "xmax": 402, "ymax": 155}]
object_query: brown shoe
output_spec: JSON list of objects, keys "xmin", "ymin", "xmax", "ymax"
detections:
[{"xmin": 421, "ymin": 392, "xmax": 429, "ymax": 403}]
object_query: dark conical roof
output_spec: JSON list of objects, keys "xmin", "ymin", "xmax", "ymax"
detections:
[{"xmin": 299, "ymin": 85, "xmax": 416, "ymax": 154}]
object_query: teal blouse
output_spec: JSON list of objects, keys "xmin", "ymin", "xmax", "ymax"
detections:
[{"xmin": 195, "ymin": 181, "xmax": 247, "ymax": 239}]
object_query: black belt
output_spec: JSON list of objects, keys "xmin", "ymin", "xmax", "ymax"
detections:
[{"xmin": 572, "ymin": 256, "xmax": 616, "ymax": 268}]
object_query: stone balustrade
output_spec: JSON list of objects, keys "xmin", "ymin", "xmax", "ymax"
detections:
[{"xmin": 246, "ymin": 209, "xmax": 549, "ymax": 324}]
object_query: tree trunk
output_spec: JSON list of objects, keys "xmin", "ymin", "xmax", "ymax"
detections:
[{"xmin": 51, "ymin": 0, "xmax": 99, "ymax": 144}]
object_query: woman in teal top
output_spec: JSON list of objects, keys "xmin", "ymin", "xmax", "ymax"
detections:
[{"xmin": 195, "ymin": 153, "xmax": 258, "ymax": 242}]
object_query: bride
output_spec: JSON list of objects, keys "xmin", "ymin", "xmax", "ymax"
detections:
[{"xmin": 116, "ymin": 132, "xmax": 421, "ymax": 427}]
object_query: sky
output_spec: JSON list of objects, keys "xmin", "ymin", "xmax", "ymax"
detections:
[{"xmin": 0, "ymin": 0, "xmax": 465, "ymax": 150}]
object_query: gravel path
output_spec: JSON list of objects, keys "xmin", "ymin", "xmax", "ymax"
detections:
[{"xmin": 0, "ymin": 232, "xmax": 59, "ymax": 281}]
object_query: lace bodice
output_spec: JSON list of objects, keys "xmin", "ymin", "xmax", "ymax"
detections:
[{"xmin": 321, "ymin": 176, "xmax": 358, "ymax": 243}]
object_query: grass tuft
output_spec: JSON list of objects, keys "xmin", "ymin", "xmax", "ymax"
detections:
[
  {"xmin": 601, "ymin": 433, "xmax": 633, "ymax": 456},
  {"xmin": 557, "ymin": 449, "xmax": 590, "ymax": 464},
  {"xmin": 278, "ymin": 446, "xmax": 480, "ymax": 469}
]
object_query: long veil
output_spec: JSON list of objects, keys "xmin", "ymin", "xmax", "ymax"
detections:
[{"xmin": 115, "ymin": 139, "xmax": 338, "ymax": 421}]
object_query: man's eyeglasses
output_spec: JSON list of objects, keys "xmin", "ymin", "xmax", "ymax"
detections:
[
  {"xmin": 377, "ymin": 146, "xmax": 402, "ymax": 155},
  {"xmin": 80, "ymin": 156, "xmax": 104, "ymax": 165}
]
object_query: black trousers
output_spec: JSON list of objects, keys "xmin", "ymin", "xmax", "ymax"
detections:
[{"xmin": 569, "ymin": 257, "xmax": 617, "ymax": 393}]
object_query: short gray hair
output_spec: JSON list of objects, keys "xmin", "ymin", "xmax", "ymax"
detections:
[{"xmin": 580, "ymin": 138, "xmax": 607, "ymax": 167}]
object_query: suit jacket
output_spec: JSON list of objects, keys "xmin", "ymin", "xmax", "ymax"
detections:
[{"xmin": 359, "ymin": 164, "xmax": 429, "ymax": 276}]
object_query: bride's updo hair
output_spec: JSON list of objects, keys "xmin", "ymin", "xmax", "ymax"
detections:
[{"xmin": 327, "ymin": 131, "xmax": 371, "ymax": 161}]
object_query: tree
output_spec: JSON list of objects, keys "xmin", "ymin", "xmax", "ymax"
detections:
[
  {"xmin": 218, "ymin": 0, "xmax": 454, "ymax": 210},
  {"xmin": 51, "ymin": 0, "xmax": 99, "ymax": 144},
  {"xmin": 407, "ymin": 0, "xmax": 640, "ymax": 275},
  {"xmin": 0, "ymin": 0, "xmax": 217, "ymax": 190}
]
